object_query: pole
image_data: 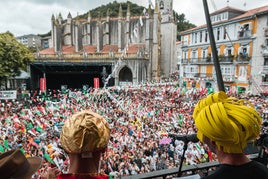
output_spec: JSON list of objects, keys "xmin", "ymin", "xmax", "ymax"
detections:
[{"xmin": 202, "ymin": 0, "xmax": 225, "ymax": 92}]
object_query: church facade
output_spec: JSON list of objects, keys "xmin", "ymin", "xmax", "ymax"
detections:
[{"xmin": 33, "ymin": 0, "xmax": 177, "ymax": 89}]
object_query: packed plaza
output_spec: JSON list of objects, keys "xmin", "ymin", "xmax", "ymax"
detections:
[{"xmin": 1, "ymin": 78, "xmax": 267, "ymax": 178}]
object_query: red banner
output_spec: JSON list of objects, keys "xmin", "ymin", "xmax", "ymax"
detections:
[
  {"xmin": 94, "ymin": 78, "xmax": 99, "ymax": 88},
  {"xmin": 40, "ymin": 78, "xmax": 46, "ymax": 92}
]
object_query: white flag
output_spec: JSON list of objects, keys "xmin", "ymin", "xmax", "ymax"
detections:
[{"xmin": 139, "ymin": 16, "xmax": 143, "ymax": 27}]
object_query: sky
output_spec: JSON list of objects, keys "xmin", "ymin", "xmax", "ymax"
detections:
[{"xmin": 0, "ymin": 0, "xmax": 267, "ymax": 37}]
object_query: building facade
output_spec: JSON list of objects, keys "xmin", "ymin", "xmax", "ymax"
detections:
[
  {"xmin": 16, "ymin": 34, "xmax": 41, "ymax": 48},
  {"xmin": 180, "ymin": 5, "xmax": 268, "ymax": 95},
  {"xmin": 34, "ymin": 1, "xmax": 177, "ymax": 89}
]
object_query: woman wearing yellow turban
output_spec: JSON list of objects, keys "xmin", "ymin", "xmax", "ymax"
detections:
[{"xmin": 193, "ymin": 91, "xmax": 268, "ymax": 178}]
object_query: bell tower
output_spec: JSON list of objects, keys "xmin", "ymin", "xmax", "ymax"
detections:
[
  {"xmin": 155, "ymin": 0, "xmax": 174, "ymax": 23},
  {"xmin": 155, "ymin": 0, "xmax": 177, "ymax": 78}
]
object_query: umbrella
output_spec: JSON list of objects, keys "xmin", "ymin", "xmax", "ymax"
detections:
[{"xmin": 159, "ymin": 137, "xmax": 172, "ymax": 145}]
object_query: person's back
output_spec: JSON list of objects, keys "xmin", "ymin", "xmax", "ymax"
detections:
[
  {"xmin": 193, "ymin": 91, "xmax": 268, "ymax": 179},
  {"xmin": 206, "ymin": 160, "xmax": 267, "ymax": 179},
  {"xmin": 46, "ymin": 110, "xmax": 111, "ymax": 179}
]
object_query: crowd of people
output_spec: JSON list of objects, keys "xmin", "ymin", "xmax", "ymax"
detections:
[{"xmin": 0, "ymin": 81, "xmax": 268, "ymax": 178}]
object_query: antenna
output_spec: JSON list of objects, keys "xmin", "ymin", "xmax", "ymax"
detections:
[{"xmin": 243, "ymin": 0, "xmax": 247, "ymax": 9}]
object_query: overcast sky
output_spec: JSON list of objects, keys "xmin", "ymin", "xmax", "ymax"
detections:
[{"xmin": 0, "ymin": 0, "xmax": 267, "ymax": 37}]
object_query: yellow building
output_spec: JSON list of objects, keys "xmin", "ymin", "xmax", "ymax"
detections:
[{"xmin": 180, "ymin": 5, "xmax": 268, "ymax": 94}]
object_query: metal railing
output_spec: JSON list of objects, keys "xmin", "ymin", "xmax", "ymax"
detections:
[{"xmin": 121, "ymin": 154, "xmax": 259, "ymax": 179}]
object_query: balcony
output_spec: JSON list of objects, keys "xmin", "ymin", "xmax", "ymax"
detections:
[
  {"xmin": 219, "ymin": 56, "xmax": 234, "ymax": 63},
  {"xmin": 199, "ymin": 73, "xmax": 213, "ymax": 78},
  {"xmin": 235, "ymin": 54, "xmax": 251, "ymax": 63},
  {"xmin": 181, "ymin": 40, "xmax": 188, "ymax": 47},
  {"xmin": 262, "ymin": 46, "xmax": 268, "ymax": 56},
  {"xmin": 237, "ymin": 30, "xmax": 252, "ymax": 39},
  {"xmin": 223, "ymin": 75, "xmax": 235, "ymax": 82},
  {"xmin": 263, "ymin": 65, "xmax": 268, "ymax": 73},
  {"xmin": 184, "ymin": 72, "xmax": 199, "ymax": 78},
  {"xmin": 181, "ymin": 59, "xmax": 188, "ymax": 64}
]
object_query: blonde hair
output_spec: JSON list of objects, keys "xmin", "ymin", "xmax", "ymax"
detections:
[{"xmin": 193, "ymin": 91, "xmax": 262, "ymax": 153}]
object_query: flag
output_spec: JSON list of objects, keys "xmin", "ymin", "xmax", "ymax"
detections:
[
  {"xmin": 139, "ymin": 16, "xmax": 143, "ymax": 26},
  {"xmin": 0, "ymin": 145, "xmax": 4, "ymax": 153},
  {"xmin": 148, "ymin": 0, "xmax": 154, "ymax": 8},
  {"xmin": 4, "ymin": 140, "xmax": 9, "ymax": 150},
  {"xmin": 143, "ymin": 8, "xmax": 147, "ymax": 16},
  {"xmin": 20, "ymin": 148, "xmax": 25, "ymax": 154},
  {"xmin": 44, "ymin": 153, "xmax": 55, "ymax": 164}
]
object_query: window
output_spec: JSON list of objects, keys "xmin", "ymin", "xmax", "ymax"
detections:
[
  {"xmin": 200, "ymin": 31, "xmax": 202, "ymax": 43},
  {"xmin": 217, "ymin": 27, "xmax": 220, "ymax": 41},
  {"xmin": 191, "ymin": 34, "xmax": 194, "ymax": 44},
  {"xmin": 202, "ymin": 49, "xmax": 207, "ymax": 59},
  {"xmin": 238, "ymin": 23, "xmax": 252, "ymax": 37},
  {"xmin": 223, "ymin": 26, "xmax": 227, "ymax": 40},
  {"xmin": 160, "ymin": 1, "xmax": 164, "ymax": 10},
  {"xmin": 220, "ymin": 66, "xmax": 234, "ymax": 75},
  {"xmin": 238, "ymin": 66, "xmax": 247, "ymax": 81},
  {"xmin": 205, "ymin": 31, "xmax": 208, "ymax": 42},
  {"xmin": 264, "ymin": 58, "xmax": 268, "ymax": 66},
  {"xmin": 185, "ymin": 66, "xmax": 198, "ymax": 73},
  {"xmin": 194, "ymin": 33, "xmax": 197, "ymax": 43},
  {"xmin": 182, "ymin": 36, "xmax": 188, "ymax": 46},
  {"xmin": 192, "ymin": 50, "xmax": 197, "ymax": 62},
  {"xmin": 217, "ymin": 14, "xmax": 221, "ymax": 21},
  {"xmin": 200, "ymin": 65, "xmax": 206, "ymax": 74},
  {"xmin": 183, "ymin": 51, "xmax": 188, "ymax": 60}
]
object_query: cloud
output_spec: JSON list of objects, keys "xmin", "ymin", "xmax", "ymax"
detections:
[{"xmin": 0, "ymin": 0, "xmax": 267, "ymax": 36}]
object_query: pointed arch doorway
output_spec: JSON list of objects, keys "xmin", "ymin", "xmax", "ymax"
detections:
[{"xmin": 119, "ymin": 66, "xmax": 133, "ymax": 86}]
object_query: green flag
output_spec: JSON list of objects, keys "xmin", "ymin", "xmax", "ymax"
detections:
[
  {"xmin": 4, "ymin": 140, "xmax": 9, "ymax": 150},
  {"xmin": 20, "ymin": 147, "xmax": 25, "ymax": 154},
  {"xmin": 0, "ymin": 145, "xmax": 4, "ymax": 153},
  {"xmin": 44, "ymin": 153, "xmax": 55, "ymax": 164}
]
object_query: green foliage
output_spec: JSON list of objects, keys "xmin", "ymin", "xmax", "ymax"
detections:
[
  {"xmin": 39, "ymin": 1, "xmax": 196, "ymax": 42},
  {"xmin": 0, "ymin": 32, "xmax": 34, "ymax": 83},
  {"xmin": 174, "ymin": 12, "xmax": 196, "ymax": 40},
  {"xmin": 80, "ymin": 1, "xmax": 145, "ymax": 18}
]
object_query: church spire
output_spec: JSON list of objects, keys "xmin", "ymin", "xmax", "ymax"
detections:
[{"xmin": 119, "ymin": 4, "xmax": 123, "ymax": 17}]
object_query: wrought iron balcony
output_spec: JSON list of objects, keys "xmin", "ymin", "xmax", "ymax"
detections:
[{"xmin": 235, "ymin": 54, "xmax": 251, "ymax": 63}]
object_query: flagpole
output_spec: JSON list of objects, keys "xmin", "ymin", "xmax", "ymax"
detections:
[{"xmin": 202, "ymin": 0, "xmax": 225, "ymax": 92}]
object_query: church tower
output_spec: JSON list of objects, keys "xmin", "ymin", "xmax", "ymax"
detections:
[
  {"xmin": 156, "ymin": 0, "xmax": 174, "ymax": 23},
  {"xmin": 155, "ymin": 0, "xmax": 177, "ymax": 78}
]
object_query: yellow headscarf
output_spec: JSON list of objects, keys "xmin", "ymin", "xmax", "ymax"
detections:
[{"xmin": 193, "ymin": 91, "xmax": 262, "ymax": 153}]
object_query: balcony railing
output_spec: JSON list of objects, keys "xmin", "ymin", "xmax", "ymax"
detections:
[
  {"xmin": 236, "ymin": 54, "xmax": 251, "ymax": 63},
  {"xmin": 218, "ymin": 56, "xmax": 234, "ymax": 63},
  {"xmin": 263, "ymin": 65, "xmax": 268, "ymax": 72},
  {"xmin": 262, "ymin": 46, "xmax": 268, "ymax": 56},
  {"xmin": 199, "ymin": 73, "xmax": 213, "ymax": 78},
  {"xmin": 223, "ymin": 75, "xmax": 235, "ymax": 82}
]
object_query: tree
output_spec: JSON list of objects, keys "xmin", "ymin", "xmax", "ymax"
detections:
[
  {"xmin": 0, "ymin": 32, "xmax": 34, "ymax": 87},
  {"xmin": 174, "ymin": 12, "xmax": 196, "ymax": 40}
]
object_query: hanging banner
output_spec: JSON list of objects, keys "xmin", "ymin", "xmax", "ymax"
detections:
[
  {"xmin": 94, "ymin": 78, "xmax": 100, "ymax": 88},
  {"xmin": 0, "ymin": 90, "xmax": 17, "ymax": 100},
  {"xmin": 40, "ymin": 78, "xmax": 46, "ymax": 92}
]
